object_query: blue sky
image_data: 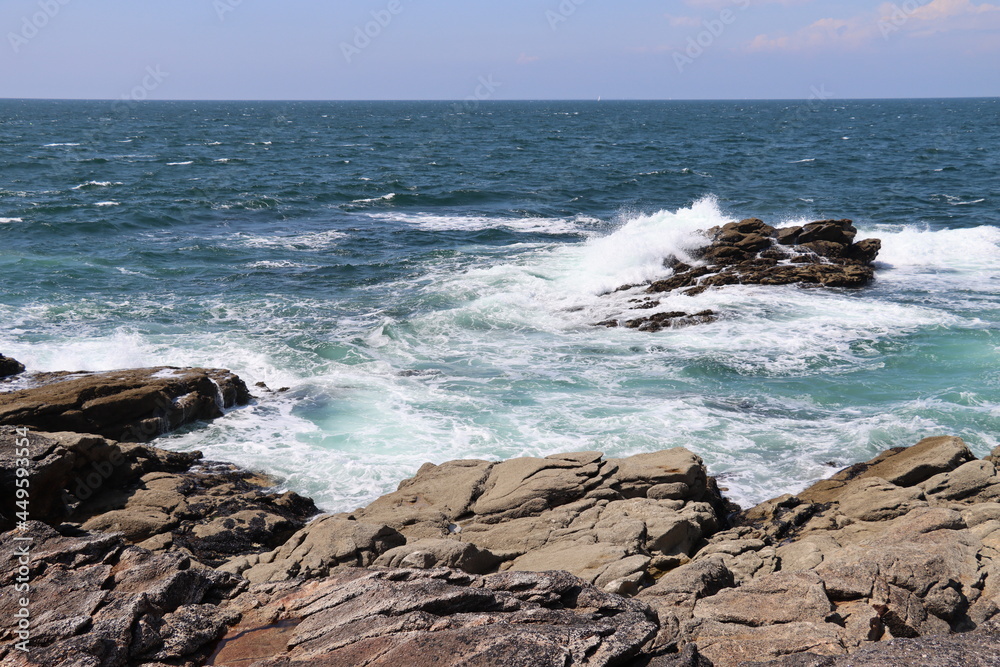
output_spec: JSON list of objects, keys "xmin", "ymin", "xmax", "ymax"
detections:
[{"xmin": 1, "ymin": 0, "xmax": 998, "ymax": 100}]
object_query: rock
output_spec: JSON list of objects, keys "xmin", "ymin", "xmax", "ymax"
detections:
[
  {"xmin": 223, "ymin": 515, "xmax": 406, "ymax": 583},
  {"xmin": 374, "ymin": 538, "xmax": 501, "ymax": 574},
  {"xmin": 0, "ymin": 366, "xmax": 252, "ymax": 441},
  {"xmin": 641, "ymin": 217, "xmax": 879, "ymax": 300},
  {"xmin": 600, "ymin": 309, "xmax": 717, "ymax": 332},
  {"xmin": 0, "ymin": 354, "xmax": 25, "ymax": 378},
  {"xmin": 745, "ymin": 620, "xmax": 1000, "ymax": 666},
  {"xmin": 472, "ymin": 455, "xmax": 604, "ymax": 519},
  {"xmin": 0, "ymin": 427, "xmax": 317, "ymax": 562},
  {"xmin": 693, "ymin": 571, "xmax": 833, "ymax": 626},
  {"xmin": 772, "ymin": 436, "xmax": 975, "ymax": 514},
  {"xmin": 689, "ymin": 620, "xmax": 847, "ymax": 666},
  {"xmin": 0, "ymin": 522, "xmax": 243, "ymax": 667},
  {"xmin": 210, "ymin": 568, "xmax": 658, "ymax": 666}
]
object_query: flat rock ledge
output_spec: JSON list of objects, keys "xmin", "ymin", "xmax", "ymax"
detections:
[
  {"xmin": 598, "ymin": 218, "xmax": 881, "ymax": 332},
  {"xmin": 0, "ymin": 366, "xmax": 252, "ymax": 441},
  {"xmin": 4, "ymin": 368, "xmax": 1000, "ymax": 665}
]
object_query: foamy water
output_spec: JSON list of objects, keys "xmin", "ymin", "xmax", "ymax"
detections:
[{"xmin": 2, "ymin": 99, "xmax": 998, "ymax": 511}]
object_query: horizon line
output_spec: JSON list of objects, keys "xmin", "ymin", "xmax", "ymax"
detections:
[{"xmin": 1, "ymin": 96, "xmax": 997, "ymax": 103}]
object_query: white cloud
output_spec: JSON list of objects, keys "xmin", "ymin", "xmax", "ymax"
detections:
[{"xmin": 747, "ymin": 0, "xmax": 1000, "ymax": 51}]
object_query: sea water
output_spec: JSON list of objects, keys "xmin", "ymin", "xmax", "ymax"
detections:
[{"xmin": 1, "ymin": 98, "xmax": 998, "ymax": 511}]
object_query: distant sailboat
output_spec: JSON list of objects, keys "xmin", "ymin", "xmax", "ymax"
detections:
[{"xmin": 597, "ymin": 96, "xmax": 602, "ymax": 102}]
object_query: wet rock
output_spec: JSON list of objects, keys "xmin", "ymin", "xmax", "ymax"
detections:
[
  {"xmin": 0, "ymin": 354, "xmax": 25, "ymax": 378},
  {"xmin": 0, "ymin": 366, "xmax": 252, "ymax": 441},
  {"xmin": 651, "ymin": 217, "xmax": 879, "ymax": 295}
]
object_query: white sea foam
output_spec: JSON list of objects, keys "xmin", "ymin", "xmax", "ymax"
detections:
[
  {"xmin": 167, "ymin": 161, "xmax": 194, "ymax": 166},
  {"xmin": 235, "ymin": 229, "xmax": 346, "ymax": 250},
  {"xmin": 0, "ymin": 218, "xmax": 23, "ymax": 224},
  {"xmin": 7, "ymin": 197, "xmax": 999, "ymax": 513},
  {"xmin": 352, "ymin": 193, "xmax": 396, "ymax": 204},
  {"xmin": 94, "ymin": 201, "xmax": 120, "ymax": 207},
  {"xmin": 43, "ymin": 143, "xmax": 80, "ymax": 147},
  {"xmin": 368, "ymin": 212, "xmax": 596, "ymax": 235},
  {"xmin": 71, "ymin": 181, "xmax": 121, "ymax": 190}
]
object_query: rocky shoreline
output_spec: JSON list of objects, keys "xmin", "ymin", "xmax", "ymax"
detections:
[{"xmin": 3, "ymin": 359, "xmax": 1000, "ymax": 666}]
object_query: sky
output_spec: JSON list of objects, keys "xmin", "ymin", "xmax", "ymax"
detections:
[{"xmin": 0, "ymin": 0, "xmax": 998, "ymax": 100}]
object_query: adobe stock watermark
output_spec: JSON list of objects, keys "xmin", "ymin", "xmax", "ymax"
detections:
[
  {"xmin": 341, "ymin": 0, "xmax": 404, "ymax": 63},
  {"xmin": 10, "ymin": 426, "xmax": 33, "ymax": 653},
  {"xmin": 878, "ymin": 0, "xmax": 929, "ymax": 39},
  {"xmin": 547, "ymin": 0, "xmax": 587, "ymax": 31},
  {"xmin": 450, "ymin": 75, "xmax": 502, "ymax": 116},
  {"xmin": 214, "ymin": 0, "xmax": 244, "ymax": 22},
  {"xmin": 8, "ymin": 0, "xmax": 72, "ymax": 54},
  {"xmin": 673, "ymin": 0, "xmax": 751, "ymax": 73}
]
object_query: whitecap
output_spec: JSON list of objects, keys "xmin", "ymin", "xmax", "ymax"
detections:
[
  {"xmin": 0, "ymin": 217, "xmax": 23, "ymax": 223},
  {"xmin": 367, "ymin": 212, "xmax": 593, "ymax": 236},
  {"xmin": 94, "ymin": 201, "xmax": 120, "ymax": 207},
  {"xmin": 351, "ymin": 193, "xmax": 396, "ymax": 204},
  {"xmin": 43, "ymin": 143, "xmax": 80, "ymax": 147},
  {"xmin": 167, "ymin": 161, "xmax": 194, "ymax": 166},
  {"xmin": 71, "ymin": 181, "xmax": 121, "ymax": 190}
]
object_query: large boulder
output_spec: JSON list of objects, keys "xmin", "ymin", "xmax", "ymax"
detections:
[{"xmin": 0, "ymin": 366, "xmax": 252, "ymax": 441}]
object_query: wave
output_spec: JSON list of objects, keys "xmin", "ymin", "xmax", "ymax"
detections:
[
  {"xmin": 94, "ymin": 201, "xmax": 120, "ymax": 207},
  {"xmin": 167, "ymin": 161, "xmax": 194, "ymax": 166},
  {"xmin": 233, "ymin": 229, "xmax": 345, "ymax": 250},
  {"xmin": 71, "ymin": 181, "xmax": 122, "ymax": 190},
  {"xmin": 0, "ymin": 217, "xmax": 23, "ymax": 223},
  {"xmin": 367, "ymin": 212, "xmax": 597, "ymax": 235}
]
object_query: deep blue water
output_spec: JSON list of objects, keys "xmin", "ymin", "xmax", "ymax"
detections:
[{"xmin": 1, "ymin": 98, "xmax": 999, "ymax": 509}]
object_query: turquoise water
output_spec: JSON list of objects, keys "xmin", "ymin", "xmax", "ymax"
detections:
[{"xmin": 1, "ymin": 98, "xmax": 998, "ymax": 510}]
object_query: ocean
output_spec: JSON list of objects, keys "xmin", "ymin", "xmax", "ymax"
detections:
[{"xmin": 1, "ymin": 98, "xmax": 998, "ymax": 511}]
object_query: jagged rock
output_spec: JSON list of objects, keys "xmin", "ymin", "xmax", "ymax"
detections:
[
  {"xmin": 0, "ymin": 427, "xmax": 317, "ymax": 562},
  {"xmin": 598, "ymin": 217, "xmax": 880, "ymax": 332},
  {"xmin": 326, "ymin": 448, "xmax": 726, "ymax": 587},
  {"xmin": 598, "ymin": 309, "xmax": 717, "ymax": 332},
  {"xmin": 744, "ymin": 620, "xmax": 1000, "ymax": 666},
  {"xmin": 645, "ymin": 218, "xmax": 880, "ymax": 297},
  {"xmin": 0, "ymin": 522, "xmax": 243, "ymax": 667},
  {"xmin": 0, "ymin": 354, "xmax": 25, "ymax": 378},
  {"xmin": 210, "ymin": 568, "xmax": 659, "ymax": 666},
  {"xmin": 0, "ymin": 366, "xmax": 251, "ymax": 441}
]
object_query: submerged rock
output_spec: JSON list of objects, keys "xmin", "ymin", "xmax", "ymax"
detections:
[{"xmin": 0, "ymin": 366, "xmax": 251, "ymax": 441}]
